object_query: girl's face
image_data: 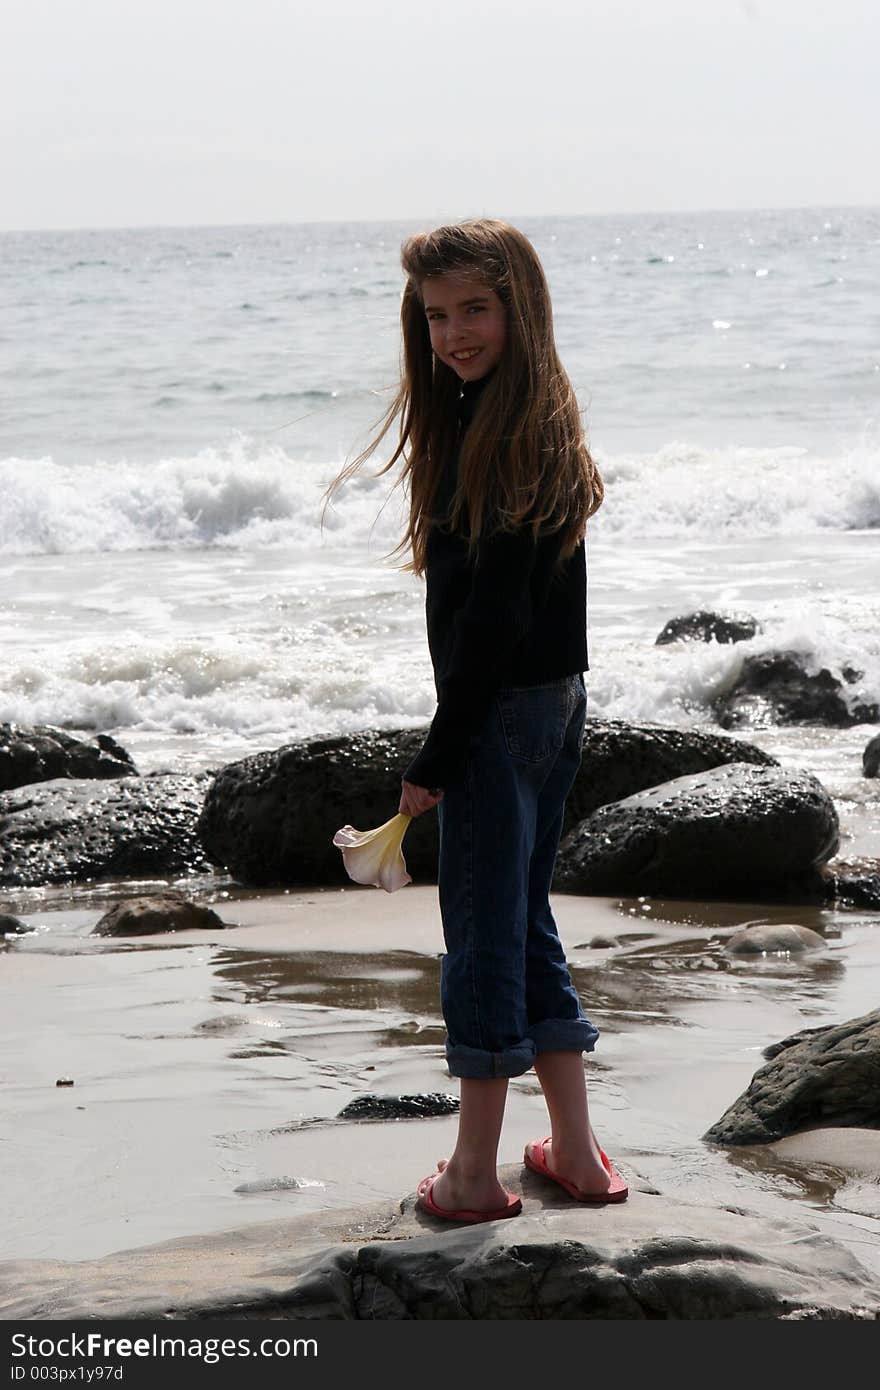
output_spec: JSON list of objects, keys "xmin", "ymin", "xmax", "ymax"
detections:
[{"xmin": 421, "ymin": 274, "xmax": 507, "ymax": 382}]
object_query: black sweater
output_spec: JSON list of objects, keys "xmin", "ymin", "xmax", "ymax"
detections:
[{"xmin": 402, "ymin": 374, "xmax": 589, "ymax": 790}]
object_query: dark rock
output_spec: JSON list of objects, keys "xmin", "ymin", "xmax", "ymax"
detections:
[
  {"xmin": 198, "ymin": 730, "xmax": 431, "ymax": 888},
  {"xmin": 198, "ymin": 719, "xmax": 777, "ymax": 887},
  {"xmin": 761, "ymin": 1024, "xmax": 836, "ymax": 1061},
  {"xmin": 2, "ymin": 1184, "xmax": 878, "ymax": 1320},
  {"xmin": 556, "ymin": 763, "xmax": 839, "ymax": 902},
  {"xmin": 92, "ymin": 891, "xmax": 226, "ymax": 937},
  {"xmin": 0, "ymin": 723, "xmax": 137, "ymax": 792},
  {"xmin": 830, "ymin": 866, "xmax": 880, "ymax": 911},
  {"xmin": 562, "ymin": 719, "xmax": 777, "ymax": 830},
  {"xmin": 703, "ymin": 1008, "xmax": 880, "ymax": 1145},
  {"xmin": 725, "ymin": 924, "xmax": 828, "ymax": 955},
  {"xmin": 336, "ymin": 1093, "xmax": 459, "ymax": 1121},
  {"xmin": 713, "ymin": 651, "xmax": 879, "ymax": 729},
  {"xmin": 655, "ymin": 611, "xmax": 760, "ymax": 646},
  {"xmin": 0, "ymin": 913, "xmax": 27, "ymax": 935},
  {"xmin": 0, "ymin": 774, "xmax": 212, "ymax": 888},
  {"xmin": 863, "ymin": 732, "xmax": 880, "ymax": 778}
]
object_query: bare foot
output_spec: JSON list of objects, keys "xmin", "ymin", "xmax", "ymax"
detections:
[
  {"xmin": 540, "ymin": 1138, "xmax": 614, "ymax": 1198},
  {"xmin": 425, "ymin": 1156, "xmax": 512, "ymax": 1214}
]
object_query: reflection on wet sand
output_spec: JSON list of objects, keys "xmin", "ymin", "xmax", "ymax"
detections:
[{"xmin": 212, "ymin": 946, "xmax": 441, "ymax": 1019}]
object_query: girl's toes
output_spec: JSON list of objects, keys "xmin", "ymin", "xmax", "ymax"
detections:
[{"xmin": 436, "ymin": 1157, "xmax": 449, "ymax": 1173}]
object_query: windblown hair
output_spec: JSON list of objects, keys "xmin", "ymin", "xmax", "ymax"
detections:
[{"xmin": 321, "ymin": 218, "xmax": 603, "ymax": 576}]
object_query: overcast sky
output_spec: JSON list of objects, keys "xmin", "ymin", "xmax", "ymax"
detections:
[{"xmin": 3, "ymin": 0, "xmax": 877, "ymax": 230}]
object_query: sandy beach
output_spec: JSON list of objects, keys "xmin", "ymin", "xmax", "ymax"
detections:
[{"xmin": 3, "ymin": 879, "xmax": 878, "ymax": 1284}]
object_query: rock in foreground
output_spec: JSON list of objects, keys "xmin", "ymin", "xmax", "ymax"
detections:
[
  {"xmin": 92, "ymin": 891, "xmax": 226, "ymax": 936},
  {"xmin": 336, "ymin": 1093, "xmax": 459, "ymax": 1121},
  {"xmin": 704, "ymin": 1008, "xmax": 880, "ymax": 1145},
  {"xmin": 556, "ymin": 763, "xmax": 839, "ymax": 901},
  {"xmin": 199, "ymin": 720, "xmax": 777, "ymax": 888},
  {"xmin": 724, "ymin": 924, "xmax": 828, "ymax": 955},
  {"xmin": 1, "ymin": 1182, "xmax": 877, "ymax": 1320}
]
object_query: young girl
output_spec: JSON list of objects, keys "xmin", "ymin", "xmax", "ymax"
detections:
[{"xmin": 325, "ymin": 218, "xmax": 626, "ymax": 1222}]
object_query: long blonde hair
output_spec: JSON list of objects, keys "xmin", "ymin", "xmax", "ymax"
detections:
[{"xmin": 321, "ymin": 218, "xmax": 603, "ymax": 575}]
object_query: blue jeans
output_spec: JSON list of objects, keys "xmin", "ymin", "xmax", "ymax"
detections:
[{"xmin": 436, "ymin": 672, "xmax": 599, "ymax": 1080}]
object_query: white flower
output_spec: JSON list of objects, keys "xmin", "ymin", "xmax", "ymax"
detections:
[{"xmin": 331, "ymin": 813, "xmax": 413, "ymax": 893}]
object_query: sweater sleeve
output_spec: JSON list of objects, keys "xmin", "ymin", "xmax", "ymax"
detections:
[{"xmin": 402, "ymin": 522, "xmax": 539, "ymax": 790}]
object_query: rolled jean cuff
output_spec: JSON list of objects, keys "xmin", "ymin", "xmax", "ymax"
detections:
[
  {"xmin": 529, "ymin": 1018, "xmax": 600, "ymax": 1055},
  {"xmin": 446, "ymin": 1038, "xmax": 536, "ymax": 1080}
]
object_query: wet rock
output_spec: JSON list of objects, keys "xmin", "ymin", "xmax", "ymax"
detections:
[
  {"xmin": 198, "ymin": 730, "xmax": 431, "ymax": 888},
  {"xmin": 703, "ymin": 1007, "xmax": 880, "ymax": 1145},
  {"xmin": 234, "ymin": 1177, "xmax": 313, "ymax": 1194},
  {"xmin": 863, "ymin": 732, "xmax": 880, "ymax": 778},
  {"xmin": 336, "ymin": 1093, "xmax": 459, "ymax": 1121},
  {"xmin": 199, "ymin": 720, "xmax": 776, "ymax": 887},
  {"xmin": 831, "ymin": 871, "xmax": 880, "ymax": 911},
  {"xmin": 0, "ymin": 723, "xmax": 137, "ymax": 792},
  {"xmin": 582, "ymin": 934, "xmax": 620, "ymax": 949},
  {"xmin": 92, "ymin": 891, "xmax": 226, "ymax": 937},
  {"xmin": 725, "ymin": 924, "xmax": 828, "ymax": 955},
  {"xmin": 195, "ymin": 1014, "xmax": 252, "ymax": 1033},
  {"xmin": 562, "ymin": 719, "xmax": 777, "ymax": 831},
  {"xmin": 0, "ymin": 913, "xmax": 27, "ymax": 935},
  {"xmin": 556, "ymin": 763, "xmax": 839, "ymax": 902},
  {"xmin": 655, "ymin": 611, "xmax": 760, "ymax": 646},
  {"xmin": 713, "ymin": 651, "xmax": 879, "ymax": 730},
  {"xmin": 2, "ymin": 1182, "xmax": 878, "ymax": 1320},
  {"xmin": 0, "ymin": 774, "xmax": 212, "ymax": 888}
]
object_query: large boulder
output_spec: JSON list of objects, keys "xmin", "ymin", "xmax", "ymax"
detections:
[
  {"xmin": 1, "ymin": 1184, "xmax": 877, "ymax": 1320},
  {"xmin": 0, "ymin": 775, "xmax": 212, "ymax": 888},
  {"xmin": 703, "ymin": 1009, "xmax": 880, "ymax": 1145},
  {"xmin": 561, "ymin": 719, "xmax": 776, "ymax": 828},
  {"xmin": 555, "ymin": 763, "xmax": 839, "ymax": 902},
  {"xmin": 199, "ymin": 720, "xmax": 777, "ymax": 888},
  {"xmin": 199, "ymin": 729, "xmax": 431, "ymax": 888},
  {"xmin": 0, "ymin": 722, "xmax": 137, "ymax": 791},
  {"xmin": 655, "ymin": 610, "xmax": 760, "ymax": 646},
  {"xmin": 713, "ymin": 652, "xmax": 879, "ymax": 729}
]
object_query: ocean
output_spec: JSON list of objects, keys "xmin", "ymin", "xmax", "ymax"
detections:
[{"xmin": 2, "ymin": 207, "xmax": 879, "ymax": 856}]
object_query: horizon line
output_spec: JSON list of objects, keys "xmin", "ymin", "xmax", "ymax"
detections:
[{"xmin": 2, "ymin": 200, "xmax": 879, "ymax": 237}]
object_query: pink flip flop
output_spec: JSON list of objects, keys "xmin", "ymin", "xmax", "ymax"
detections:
[
  {"xmin": 417, "ymin": 1173, "xmax": 523, "ymax": 1225},
  {"xmin": 523, "ymin": 1137, "xmax": 628, "ymax": 1203}
]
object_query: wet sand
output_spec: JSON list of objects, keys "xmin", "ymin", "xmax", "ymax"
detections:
[{"xmin": 1, "ymin": 883, "xmax": 879, "ymax": 1277}]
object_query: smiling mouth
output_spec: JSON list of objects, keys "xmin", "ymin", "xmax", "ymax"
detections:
[{"xmin": 451, "ymin": 349, "xmax": 481, "ymax": 361}]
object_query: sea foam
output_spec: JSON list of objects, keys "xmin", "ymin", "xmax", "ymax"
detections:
[
  {"xmin": 591, "ymin": 438, "xmax": 880, "ymax": 539},
  {"xmin": 2, "ymin": 435, "xmax": 878, "ymax": 557},
  {"xmin": 0, "ymin": 442, "xmax": 406, "ymax": 557}
]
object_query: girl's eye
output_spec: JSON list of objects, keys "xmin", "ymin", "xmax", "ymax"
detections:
[{"xmin": 467, "ymin": 305, "xmax": 485, "ymax": 314}]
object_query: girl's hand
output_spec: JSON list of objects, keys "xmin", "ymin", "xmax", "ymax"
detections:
[{"xmin": 399, "ymin": 780, "xmax": 443, "ymax": 818}]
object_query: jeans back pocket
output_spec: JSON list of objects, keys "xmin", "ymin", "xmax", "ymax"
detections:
[{"xmin": 496, "ymin": 678, "xmax": 572, "ymax": 763}]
